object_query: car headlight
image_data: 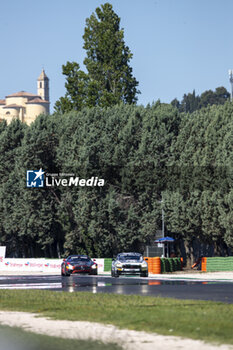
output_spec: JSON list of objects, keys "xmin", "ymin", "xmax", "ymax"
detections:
[
  {"xmin": 141, "ymin": 261, "xmax": 148, "ymax": 268},
  {"xmin": 115, "ymin": 262, "xmax": 122, "ymax": 268},
  {"xmin": 91, "ymin": 264, "xmax": 97, "ymax": 269},
  {"xmin": 67, "ymin": 264, "xmax": 74, "ymax": 270}
]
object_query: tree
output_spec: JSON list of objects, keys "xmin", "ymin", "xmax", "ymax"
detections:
[
  {"xmin": 199, "ymin": 87, "xmax": 230, "ymax": 108},
  {"xmin": 54, "ymin": 62, "xmax": 97, "ymax": 113},
  {"xmin": 171, "ymin": 98, "xmax": 180, "ymax": 110},
  {"xmin": 55, "ymin": 3, "xmax": 139, "ymax": 113},
  {"xmin": 17, "ymin": 114, "xmax": 64, "ymax": 258},
  {"xmin": 0, "ymin": 119, "xmax": 27, "ymax": 256},
  {"xmin": 171, "ymin": 87, "xmax": 230, "ymax": 113},
  {"xmin": 199, "ymin": 89, "xmax": 216, "ymax": 108},
  {"xmin": 2, "ymin": 101, "xmax": 233, "ymax": 259},
  {"xmin": 215, "ymin": 87, "xmax": 230, "ymax": 104},
  {"xmin": 180, "ymin": 90, "xmax": 200, "ymax": 113}
]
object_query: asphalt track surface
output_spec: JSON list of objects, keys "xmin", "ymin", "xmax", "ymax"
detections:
[{"xmin": 1, "ymin": 274, "xmax": 233, "ymax": 303}]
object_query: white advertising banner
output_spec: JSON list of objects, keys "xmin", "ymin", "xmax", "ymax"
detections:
[
  {"xmin": 43, "ymin": 259, "xmax": 63, "ymax": 272},
  {"xmin": 0, "ymin": 258, "xmax": 105, "ymax": 273},
  {"xmin": 0, "ymin": 259, "xmax": 45, "ymax": 272},
  {"xmin": 0, "ymin": 246, "xmax": 6, "ymax": 260},
  {"xmin": 92, "ymin": 258, "xmax": 104, "ymax": 273},
  {"xmin": 0, "ymin": 259, "xmax": 63, "ymax": 272}
]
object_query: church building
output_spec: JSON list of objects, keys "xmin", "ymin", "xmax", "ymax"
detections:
[{"xmin": 0, "ymin": 70, "xmax": 50, "ymax": 125}]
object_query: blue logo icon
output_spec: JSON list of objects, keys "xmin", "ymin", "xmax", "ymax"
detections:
[{"xmin": 26, "ymin": 169, "xmax": 44, "ymax": 188}]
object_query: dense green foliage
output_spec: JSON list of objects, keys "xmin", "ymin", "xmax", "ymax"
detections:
[
  {"xmin": 55, "ymin": 3, "xmax": 139, "ymax": 113},
  {"xmin": 171, "ymin": 86, "xmax": 230, "ymax": 113},
  {"xmin": 0, "ymin": 101, "xmax": 233, "ymax": 261}
]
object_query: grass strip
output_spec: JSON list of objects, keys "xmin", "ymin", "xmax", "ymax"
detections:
[
  {"xmin": 0, "ymin": 324, "xmax": 121, "ymax": 350},
  {"xmin": 0, "ymin": 290, "xmax": 233, "ymax": 345}
]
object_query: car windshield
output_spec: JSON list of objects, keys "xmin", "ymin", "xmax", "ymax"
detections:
[
  {"xmin": 118, "ymin": 255, "xmax": 141, "ymax": 261},
  {"xmin": 68, "ymin": 257, "xmax": 90, "ymax": 263}
]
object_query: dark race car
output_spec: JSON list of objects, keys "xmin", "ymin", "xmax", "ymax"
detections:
[{"xmin": 61, "ymin": 255, "xmax": 98, "ymax": 276}]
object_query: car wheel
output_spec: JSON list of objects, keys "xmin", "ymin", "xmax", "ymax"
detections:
[
  {"xmin": 90, "ymin": 270, "xmax": 97, "ymax": 275},
  {"xmin": 64, "ymin": 268, "xmax": 70, "ymax": 277},
  {"xmin": 140, "ymin": 271, "xmax": 148, "ymax": 277},
  {"xmin": 61, "ymin": 267, "xmax": 65, "ymax": 276}
]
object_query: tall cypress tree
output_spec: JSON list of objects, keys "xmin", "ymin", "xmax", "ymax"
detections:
[{"xmin": 55, "ymin": 3, "xmax": 139, "ymax": 112}]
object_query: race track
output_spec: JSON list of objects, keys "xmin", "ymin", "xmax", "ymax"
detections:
[{"xmin": 1, "ymin": 274, "xmax": 233, "ymax": 303}]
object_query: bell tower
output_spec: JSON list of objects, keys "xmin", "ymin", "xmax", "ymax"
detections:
[{"xmin": 37, "ymin": 69, "xmax": 49, "ymax": 102}]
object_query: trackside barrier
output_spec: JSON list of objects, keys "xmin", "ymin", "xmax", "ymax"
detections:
[
  {"xmin": 0, "ymin": 257, "xmax": 184, "ymax": 274},
  {"xmin": 144, "ymin": 257, "xmax": 161, "ymax": 274},
  {"xmin": 202, "ymin": 257, "xmax": 233, "ymax": 272},
  {"xmin": 0, "ymin": 259, "xmax": 63, "ymax": 272},
  {"xmin": 144, "ymin": 257, "xmax": 183, "ymax": 274},
  {"xmin": 0, "ymin": 258, "xmax": 105, "ymax": 273},
  {"xmin": 160, "ymin": 257, "xmax": 182, "ymax": 273},
  {"xmin": 0, "ymin": 246, "xmax": 6, "ymax": 259},
  {"xmin": 201, "ymin": 257, "xmax": 207, "ymax": 272},
  {"xmin": 93, "ymin": 258, "xmax": 104, "ymax": 273},
  {"xmin": 104, "ymin": 258, "xmax": 112, "ymax": 272},
  {"xmin": 44, "ymin": 259, "xmax": 64, "ymax": 272}
]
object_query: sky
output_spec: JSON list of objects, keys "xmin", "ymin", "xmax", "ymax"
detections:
[{"xmin": 1, "ymin": 0, "xmax": 233, "ymax": 112}]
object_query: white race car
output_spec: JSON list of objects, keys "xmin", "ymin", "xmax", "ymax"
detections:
[{"xmin": 111, "ymin": 252, "xmax": 148, "ymax": 277}]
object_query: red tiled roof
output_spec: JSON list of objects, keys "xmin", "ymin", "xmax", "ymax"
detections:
[
  {"xmin": 0, "ymin": 99, "xmax": 5, "ymax": 105},
  {"xmin": 6, "ymin": 91, "xmax": 38, "ymax": 98},
  {"xmin": 26, "ymin": 98, "xmax": 49, "ymax": 104},
  {"xmin": 3, "ymin": 104, "xmax": 23, "ymax": 108}
]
